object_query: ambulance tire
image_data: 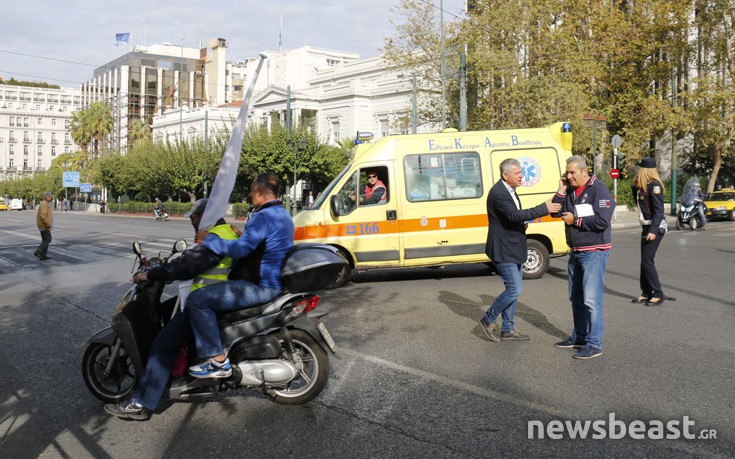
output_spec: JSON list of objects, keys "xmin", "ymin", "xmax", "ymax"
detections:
[
  {"xmin": 523, "ymin": 240, "xmax": 549, "ymax": 280},
  {"xmin": 328, "ymin": 248, "xmax": 353, "ymax": 289}
]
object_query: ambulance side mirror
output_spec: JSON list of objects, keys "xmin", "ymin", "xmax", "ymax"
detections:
[{"xmin": 330, "ymin": 195, "xmax": 341, "ymax": 218}]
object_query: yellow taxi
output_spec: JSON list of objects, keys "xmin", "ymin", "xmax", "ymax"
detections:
[
  {"xmin": 0, "ymin": 199, "xmax": 7, "ymax": 211},
  {"xmin": 705, "ymin": 190, "xmax": 735, "ymax": 221}
]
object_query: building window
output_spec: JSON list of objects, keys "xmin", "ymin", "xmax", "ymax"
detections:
[
  {"xmin": 24, "ymin": 145, "xmax": 29, "ymax": 155},
  {"xmin": 38, "ymin": 118, "xmax": 42, "ymax": 125},
  {"xmin": 9, "ymin": 116, "xmax": 14, "ymax": 126},
  {"xmin": 23, "ymin": 159, "xmax": 28, "ymax": 170},
  {"xmin": 52, "ymin": 118, "xmax": 57, "ymax": 126},
  {"xmin": 9, "ymin": 145, "xmax": 14, "ymax": 154},
  {"xmin": 51, "ymin": 132, "xmax": 56, "ymax": 142},
  {"xmin": 23, "ymin": 117, "xmax": 29, "ymax": 127},
  {"xmin": 51, "ymin": 146, "xmax": 56, "ymax": 156},
  {"xmin": 332, "ymin": 121, "xmax": 340, "ymax": 142},
  {"xmin": 38, "ymin": 145, "xmax": 42, "ymax": 154},
  {"xmin": 49, "ymin": 105, "xmax": 54, "ymax": 111},
  {"xmin": 24, "ymin": 131, "xmax": 29, "ymax": 142},
  {"xmin": 37, "ymin": 159, "xmax": 42, "ymax": 169},
  {"xmin": 35, "ymin": 105, "xmax": 41, "ymax": 111},
  {"xmin": 9, "ymin": 131, "xmax": 14, "ymax": 141},
  {"xmin": 380, "ymin": 119, "xmax": 389, "ymax": 137},
  {"xmin": 64, "ymin": 146, "xmax": 69, "ymax": 153},
  {"xmin": 8, "ymin": 158, "xmax": 13, "ymax": 167},
  {"xmin": 38, "ymin": 132, "xmax": 43, "ymax": 141}
]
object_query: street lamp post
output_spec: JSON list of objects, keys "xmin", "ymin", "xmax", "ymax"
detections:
[
  {"xmin": 292, "ymin": 138, "xmax": 307, "ymax": 215},
  {"xmin": 583, "ymin": 113, "xmax": 607, "ymax": 176}
]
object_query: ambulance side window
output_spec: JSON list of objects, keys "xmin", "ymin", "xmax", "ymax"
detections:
[
  {"xmin": 404, "ymin": 152, "xmax": 483, "ymax": 202},
  {"xmin": 334, "ymin": 171, "xmax": 359, "ymax": 215}
]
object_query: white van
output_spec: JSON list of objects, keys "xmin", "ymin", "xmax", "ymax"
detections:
[{"xmin": 10, "ymin": 199, "xmax": 24, "ymax": 211}]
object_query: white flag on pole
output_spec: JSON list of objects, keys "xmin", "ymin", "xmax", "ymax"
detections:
[{"xmin": 199, "ymin": 54, "xmax": 267, "ymax": 231}]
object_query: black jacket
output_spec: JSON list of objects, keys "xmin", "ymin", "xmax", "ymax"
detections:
[
  {"xmin": 485, "ymin": 180, "xmax": 550, "ymax": 264},
  {"xmin": 551, "ymin": 176, "xmax": 615, "ymax": 251},
  {"xmin": 147, "ymin": 218, "xmax": 227, "ymax": 282},
  {"xmin": 634, "ymin": 180, "xmax": 665, "ymax": 231}
]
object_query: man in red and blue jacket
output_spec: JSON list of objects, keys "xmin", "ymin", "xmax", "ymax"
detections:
[{"xmin": 551, "ymin": 155, "xmax": 615, "ymax": 360}]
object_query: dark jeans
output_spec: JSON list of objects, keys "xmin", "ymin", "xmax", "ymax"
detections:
[
  {"xmin": 37, "ymin": 229, "xmax": 52, "ymax": 257},
  {"xmin": 133, "ymin": 304, "xmax": 192, "ymax": 411},
  {"xmin": 187, "ymin": 280, "xmax": 280, "ymax": 359},
  {"xmin": 640, "ymin": 227, "xmax": 664, "ymax": 299}
]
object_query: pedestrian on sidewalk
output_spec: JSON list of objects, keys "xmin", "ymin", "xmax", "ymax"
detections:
[
  {"xmin": 35, "ymin": 192, "xmax": 54, "ymax": 261},
  {"xmin": 632, "ymin": 158, "xmax": 674, "ymax": 306}
]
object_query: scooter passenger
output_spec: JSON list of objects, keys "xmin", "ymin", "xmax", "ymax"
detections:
[
  {"xmin": 104, "ymin": 198, "xmax": 240, "ymax": 420},
  {"xmin": 186, "ymin": 172, "xmax": 294, "ymax": 379}
]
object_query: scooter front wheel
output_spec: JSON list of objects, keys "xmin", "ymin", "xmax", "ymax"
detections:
[
  {"xmin": 271, "ymin": 330, "xmax": 330, "ymax": 405},
  {"xmin": 82, "ymin": 342, "xmax": 137, "ymax": 403}
]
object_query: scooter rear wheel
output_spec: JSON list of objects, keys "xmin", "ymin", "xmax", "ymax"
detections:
[
  {"xmin": 271, "ymin": 330, "xmax": 330, "ymax": 405},
  {"xmin": 82, "ymin": 343, "xmax": 137, "ymax": 404}
]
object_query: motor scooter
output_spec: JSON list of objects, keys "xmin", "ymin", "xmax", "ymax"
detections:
[
  {"xmin": 153, "ymin": 208, "xmax": 169, "ymax": 221},
  {"xmin": 676, "ymin": 177, "xmax": 707, "ymax": 230},
  {"xmin": 82, "ymin": 241, "xmax": 345, "ymax": 406}
]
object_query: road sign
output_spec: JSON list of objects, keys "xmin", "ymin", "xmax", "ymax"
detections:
[
  {"xmin": 80, "ymin": 183, "xmax": 92, "ymax": 193},
  {"xmin": 611, "ymin": 134, "xmax": 622, "ymax": 148},
  {"xmin": 609, "ymin": 168, "xmax": 620, "ymax": 180},
  {"xmin": 62, "ymin": 171, "xmax": 80, "ymax": 188}
]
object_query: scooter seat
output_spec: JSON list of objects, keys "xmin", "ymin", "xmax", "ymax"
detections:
[{"xmin": 216, "ymin": 302, "xmax": 272, "ymax": 325}]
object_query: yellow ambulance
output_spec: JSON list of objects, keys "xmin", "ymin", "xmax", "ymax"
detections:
[{"xmin": 293, "ymin": 122, "xmax": 573, "ymax": 287}]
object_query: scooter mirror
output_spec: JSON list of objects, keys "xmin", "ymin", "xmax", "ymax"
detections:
[
  {"xmin": 132, "ymin": 241, "xmax": 142, "ymax": 256},
  {"xmin": 173, "ymin": 240, "xmax": 187, "ymax": 254}
]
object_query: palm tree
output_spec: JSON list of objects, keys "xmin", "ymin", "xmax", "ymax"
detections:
[
  {"xmin": 69, "ymin": 109, "xmax": 92, "ymax": 181},
  {"xmin": 87, "ymin": 101, "xmax": 113, "ymax": 161},
  {"xmin": 129, "ymin": 118, "xmax": 152, "ymax": 145}
]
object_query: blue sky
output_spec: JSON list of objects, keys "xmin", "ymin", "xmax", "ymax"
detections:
[{"xmin": 0, "ymin": 0, "xmax": 466, "ymax": 88}]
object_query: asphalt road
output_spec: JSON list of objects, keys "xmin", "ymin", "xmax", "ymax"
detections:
[{"xmin": 0, "ymin": 210, "xmax": 733, "ymax": 458}]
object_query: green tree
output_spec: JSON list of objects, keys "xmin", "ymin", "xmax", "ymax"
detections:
[
  {"xmin": 69, "ymin": 109, "xmax": 92, "ymax": 181},
  {"xmin": 129, "ymin": 118, "xmax": 152, "ymax": 145},
  {"xmin": 87, "ymin": 101, "xmax": 113, "ymax": 161}
]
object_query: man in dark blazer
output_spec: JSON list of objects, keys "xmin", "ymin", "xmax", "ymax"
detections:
[{"xmin": 480, "ymin": 158, "xmax": 561, "ymax": 342}]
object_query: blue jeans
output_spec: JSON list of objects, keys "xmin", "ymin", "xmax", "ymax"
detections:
[
  {"xmin": 186, "ymin": 280, "xmax": 280, "ymax": 359},
  {"xmin": 567, "ymin": 250, "xmax": 609, "ymax": 350},
  {"xmin": 482, "ymin": 262, "xmax": 523, "ymax": 333},
  {"xmin": 133, "ymin": 301, "xmax": 191, "ymax": 411}
]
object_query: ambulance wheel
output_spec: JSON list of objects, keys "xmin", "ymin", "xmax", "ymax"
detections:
[
  {"xmin": 328, "ymin": 248, "xmax": 352, "ymax": 289},
  {"xmin": 523, "ymin": 240, "xmax": 549, "ymax": 280}
]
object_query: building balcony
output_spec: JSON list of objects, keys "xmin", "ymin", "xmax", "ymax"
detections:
[
  {"xmin": 9, "ymin": 138, "xmax": 17, "ymax": 143},
  {"xmin": 23, "ymin": 138, "xmax": 31, "ymax": 143},
  {"xmin": 51, "ymin": 139, "xmax": 58, "ymax": 144},
  {"xmin": 37, "ymin": 139, "xmax": 45, "ymax": 144}
]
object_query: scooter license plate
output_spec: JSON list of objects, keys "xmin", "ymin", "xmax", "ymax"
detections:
[{"xmin": 316, "ymin": 319, "xmax": 336, "ymax": 352}]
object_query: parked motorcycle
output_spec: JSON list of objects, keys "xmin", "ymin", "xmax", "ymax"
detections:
[
  {"xmin": 153, "ymin": 208, "xmax": 169, "ymax": 221},
  {"xmin": 676, "ymin": 177, "xmax": 707, "ymax": 231},
  {"xmin": 82, "ymin": 240, "xmax": 345, "ymax": 406}
]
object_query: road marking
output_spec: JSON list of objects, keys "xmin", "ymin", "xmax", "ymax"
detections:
[
  {"xmin": 339, "ymin": 346, "xmax": 568, "ymax": 418},
  {"xmin": 0, "ymin": 228, "xmax": 39, "ymax": 241}
]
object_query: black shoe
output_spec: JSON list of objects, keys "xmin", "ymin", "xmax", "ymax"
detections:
[
  {"xmin": 34, "ymin": 252, "xmax": 42, "ymax": 260},
  {"xmin": 479, "ymin": 319, "xmax": 500, "ymax": 343},
  {"xmin": 500, "ymin": 330, "xmax": 530, "ymax": 341},
  {"xmin": 631, "ymin": 296, "xmax": 649, "ymax": 303},
  {"xmin": 645, "ymin": 297, "xmax": 664, "ymax": 306},
  {"xmin": 554, "ymin": 337, "xmax": 585, "ymax": 349},
  {"xmin": 104, "ymin": 400, "xmax": 149, "ymax": 420}
]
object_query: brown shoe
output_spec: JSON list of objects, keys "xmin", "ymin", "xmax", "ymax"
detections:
[{"xmin": 479, "ymin": 319, "xmax": 500, "ymax": 343}]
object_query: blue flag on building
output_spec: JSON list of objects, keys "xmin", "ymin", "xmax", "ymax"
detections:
[{"xmin": 115, "ymin": 33, "xmax": 130, "ymax": 46}]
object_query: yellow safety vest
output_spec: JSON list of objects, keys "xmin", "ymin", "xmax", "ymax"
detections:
[{"xmin": 191, "ymin": 223, "xmax": 240, "ymax": 291}]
